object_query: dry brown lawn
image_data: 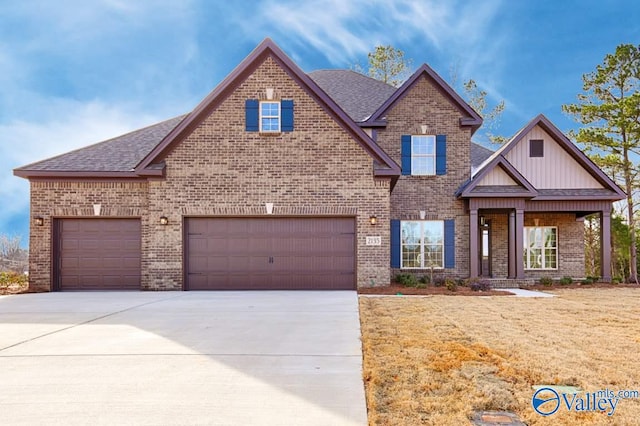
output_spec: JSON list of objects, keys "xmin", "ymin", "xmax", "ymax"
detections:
[{"xmin": 360, "ymin": 288, "xmax": 640, "ymax": 425}]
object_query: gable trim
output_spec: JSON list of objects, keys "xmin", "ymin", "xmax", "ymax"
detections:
[
  {"xmin": 457, "ymin": 155, "xmax": 538, "ymax": 198},
  {"xmin": 364, "ymin": 64, "xmax": 483, "ymax": 134},
  {"xmin": 480, "ymin": 114, "xmax": 624, "ymax": 198},
  {"xmin": 134, "ymin": 38, "xmax": 400, "ymax": 177}
]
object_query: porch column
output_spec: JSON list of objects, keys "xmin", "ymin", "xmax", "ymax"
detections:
[
  {"xmin": 515, "ymin": 209, "xmax": 525, "ymax": 279},
  {"xmin": 508, "ymin": 211, "xmax": 516, "ymax": 278},
  {"xmin": 600, "ymin": 209, "xmax": 612, "ymax": 282},
  {"xmin": 470, "ymin": 209, "xmax": 479, "ymax": 278}
]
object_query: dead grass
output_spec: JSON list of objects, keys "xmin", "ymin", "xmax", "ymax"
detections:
[{"xmin": 360, "ymin": 288, "xmax": 640, "ymax": 425}]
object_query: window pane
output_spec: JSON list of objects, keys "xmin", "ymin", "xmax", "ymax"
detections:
[
  {"xmin": 423, "ymin": 221, "xmax": 443, "ymax": 244},
  {"xmin": 401, "ymin": 221, "xmax": 420, "ymax": 245},
  {"xmin": 424, "ymin": 244, "xmax": 443, "ymax": 267},
  {"xmin": 412, "ymin": 157, "xmax": 435, "ymax": 175},
  {"xmin": 402, "ymin": 244, "xmax": 421, "ymax": 268},
  {"xmin": 412, "ymin": 136, "xmax": 435, "ymax": 154},
  {"xmin": 545, "ymin": 249, "xmax": 557, "ymax": 269}
]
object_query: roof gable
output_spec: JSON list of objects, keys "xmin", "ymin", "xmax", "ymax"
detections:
[
  {"xmin": 460, "ymin": 115, "xmax": 625, "ymax": 200},
  {"xmin": 135, "ymin": 38, "xmax": 400, "ymax": 177},
  {"xmin": 458, "ymin": 156, "xmax": 538, "ymax": 198},
  {"xmin": 365, "ymin": 64, "xmax": 483, "ymax": 133}
]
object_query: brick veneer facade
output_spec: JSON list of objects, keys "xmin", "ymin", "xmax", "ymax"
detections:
[
  {"xmin": 26, "ymin": 56, "xmax": 392, "ymax": 291},
  {"xmin": 29, "ymin": 181, "xmax": 148, "ymax": 292},
  {"xmin": 375, "ymin": 74, "xmax": 472, "ymax": 280}
]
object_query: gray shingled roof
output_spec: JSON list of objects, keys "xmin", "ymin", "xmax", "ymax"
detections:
[
  {"xmin": 16, "ymin": 115, "xmax": 186, "ymax": 172},
  {"xmin": 16, "ymin": 69, "xmax": 494, "ymax": 175},
  {"xmin": 470, "ymin": 142, "xmax": 494, "ymax": 170},
  {"xmin": 309, "ymin": 70, "xmax": 397, "ymax": 122}
]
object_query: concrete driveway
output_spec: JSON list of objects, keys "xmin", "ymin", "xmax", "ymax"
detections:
[{"xmin": 0, "ymin": 291, "xmax": 367, "ymax": 425}]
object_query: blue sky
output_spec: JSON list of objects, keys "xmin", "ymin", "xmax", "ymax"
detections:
[{"xmin": 2, "ymin": 0, "xmax": 639, "ymax": 246}]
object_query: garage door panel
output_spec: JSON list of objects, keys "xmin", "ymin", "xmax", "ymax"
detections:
[
  {"xmin": 56, "ymin": 219, "xmax": 141, "ymax": 291},
  {"xmin": 186, "ymin": 218, "xmax": 355, "ymax": 290}
]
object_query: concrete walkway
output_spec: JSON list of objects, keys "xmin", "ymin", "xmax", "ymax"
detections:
[
  {"xmin": 0, "ymin": 291, "xmax": 367, "ymax": 426},
  {"xmin": 504, "ymin": 288, "xmax": 555, "ymax": 298}
]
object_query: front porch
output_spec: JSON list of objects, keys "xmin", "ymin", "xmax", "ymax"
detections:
[{"xmin": 468, "ymin": 198, "xmax": 613, "ymax": 282}]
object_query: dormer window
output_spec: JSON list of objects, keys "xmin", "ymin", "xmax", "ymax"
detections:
[{"xmin": 260, "ymin": 101, "xmax": 281, "ymax": 132}]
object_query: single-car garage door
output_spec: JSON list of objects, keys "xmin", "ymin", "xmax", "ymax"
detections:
[
  {"xmin": 55, "ymin": 218, "xmax": 141, "ymax": 291},
  {"xmin": 186, "ymin": 217, "xmax": 355, "ymax": 290}
]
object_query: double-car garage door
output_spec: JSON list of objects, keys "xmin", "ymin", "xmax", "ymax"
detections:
[
  {"xmin": 54, "ymin": 217, "xmax": 355, "ymax": 291},
  {"xmin": 185, "ymin": 218, "xmax": 355, "ymax": 290}
]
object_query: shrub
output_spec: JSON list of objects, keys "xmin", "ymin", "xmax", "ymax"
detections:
[
  {"xmin": 415, "ymin": 283, "xmax": 427, "ymax": 289},
  {"xmin": 0, "ymin": 271, "xmax": 28, "ymax": 287},
  {"xmin": 433, "ymin": 277, "xmax": 445, "ymax": 287},
  {"xmin": 395, "ymin": 273, "xmax": 418, "ymax": 287},
  {"xmin": 539, "ymin": 276, "xmax": 553, "ymax": 286},
  {"xmin": 456, "ymin": 278, "xmax": 467, "ymax": 287},
  {"xmin": 587, "ymin": 276, "xmax": 600, "ymax": 283},
  {"xmin": 612, "ymin": 276, "xmax": 622, "ymax": 284},
  {"xmin": 559, "ymin": 276, "xmax": 573, "ymax": 285},
  {"xmin": 418, "ymin": 275, "xmax": 430, "ymax": 285},
  {"xmin": 445, "ymin": 278, "xmax": 457, "ymax": 292},
  {"xmin": 581, "ymin": 278, "xmax": 594, "ymax": 285},
  {"xmin": 470, "ymin": 280, "xmax": 492, "ymax": 292}
]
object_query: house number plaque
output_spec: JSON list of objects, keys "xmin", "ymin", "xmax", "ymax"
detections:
[{"xmin": 366, "ymin": 236, "xmax": 382, "ymax": 246}]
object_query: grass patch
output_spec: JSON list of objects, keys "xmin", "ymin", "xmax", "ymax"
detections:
[{"xmin": 360, "ymin": 288, "xmax": 640, "ymax": 425}]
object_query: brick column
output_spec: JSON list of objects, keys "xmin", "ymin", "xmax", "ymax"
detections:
[{"xmin": 508, "ymin": 210, "xmax": 516, "ymax": 279}]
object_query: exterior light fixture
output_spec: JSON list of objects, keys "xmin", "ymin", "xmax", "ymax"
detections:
[
  {"xmin": 419, "ymin": 210, "xmax": 426, "ymax": 220},
  {"xmin": 34, "ymin": 216, "xmax": 44, "ymax": 226},
  {"xmin": 160, "ymin": 216, "xmax": 169, "ymax": 225},
  {"xmin": 369, "ymin": 215, "xmax": 378, "ymax": 225}
]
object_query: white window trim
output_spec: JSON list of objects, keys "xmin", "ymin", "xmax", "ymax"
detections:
[
  {"xmin": 400, "ymin": 220, "xmax": 444, "ymax": 269},
  {"xmin": 259, "ymin": 101, "xmax": 281, "ymax": 133},
  {"xmin": 411, "ymin": 135, "xmax": 436, "ymax": 176},
  {"xmin": 524, "ymin": 226, "xmax": 558, "ymax": 270}
]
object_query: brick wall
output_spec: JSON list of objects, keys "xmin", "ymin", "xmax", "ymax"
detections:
[
  {"xmin": 28, "ymin": 181, "xmax": 148, "ymax": 291},
  {"xmin": 480, "ymin": 212, "xmax": 585, "ymax": 280},
  {"xmin": 145, "ymin": 55, "xmax": 391, "ymax": 289},
  {"xmin": 376, "ymin": 74, "xmax": 472, "ymax": 280}
]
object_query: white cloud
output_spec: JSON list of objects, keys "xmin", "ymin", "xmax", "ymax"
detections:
[{"xmin": 1, "ymin": 99, "xmax": 166, "ymax": 235}]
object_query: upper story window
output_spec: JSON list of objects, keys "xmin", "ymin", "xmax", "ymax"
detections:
[
  {"xmin": 411, "ymin": 135, "xmax": 436, "ymax": 175},
  {"xmin": 401, "ymin": 134, "xmax": 446, "ymax": 176},
  {"xmin": 245, "ymin": 99, "xmax": 294, "ymax": 133},
  {"xmin": 260, "ymin": 101, "xmax": 281, "ymax": 132}
]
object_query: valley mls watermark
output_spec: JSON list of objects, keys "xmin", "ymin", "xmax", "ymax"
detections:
[{"xmin": 532, "ymin": 387, "xmax": 639, "ymax": 417}]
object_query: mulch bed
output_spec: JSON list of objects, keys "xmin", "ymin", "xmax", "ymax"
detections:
[
  {"xmin": 358, "ymin": 283, "xmax": 512, "ymax": 296},
  {"xmin": 358, "ymin": 282, "xmax": 638, "ymax": 296}
]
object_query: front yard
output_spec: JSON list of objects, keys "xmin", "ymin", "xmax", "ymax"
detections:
[{"xmin": 360, "ymin": 288, "xmax": 640, "ymax": 425}]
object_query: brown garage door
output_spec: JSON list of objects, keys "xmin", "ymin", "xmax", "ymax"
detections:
[
  {"xmin": 55, "ymin": 219, "xmax": 141, "ymax": 291},
  {"xmin": 185, "ymin": 217, "xmax": 355, "ymax": 290}
]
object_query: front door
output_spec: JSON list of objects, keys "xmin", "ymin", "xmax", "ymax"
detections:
[{"xmin": 479, "ymin": 220, "xmax": 492, "ymax": 277}]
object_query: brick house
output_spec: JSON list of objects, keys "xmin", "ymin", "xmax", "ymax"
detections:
[{"xmin": 14, "ymin": 39, "xmax": 624, "ymax": 291}]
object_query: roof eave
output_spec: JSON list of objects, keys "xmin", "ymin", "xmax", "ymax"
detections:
[
  {"xmin": 13, "ymin": 170, "xmax": 145, "ymax": 179},
  {"xmin": 532, "ymin": 194, "xmax": 626, "ymax": 201}
]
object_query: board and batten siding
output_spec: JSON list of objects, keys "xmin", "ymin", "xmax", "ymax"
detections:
[
  {"xmin": 477, "ymin": 165, "xmax": 518, "ymax": 186},
  {"xmin": 504, "ymin": 125, "xmax": 603, "ymax": 189}
]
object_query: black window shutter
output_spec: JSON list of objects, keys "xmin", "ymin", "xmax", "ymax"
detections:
[
  {"xmin": 245, "ymin": 99, "xmax": 259, "ymax": 132},
  {"xmin": 281, "ymin": 100, "xmax": 294, "ymax": 132}
]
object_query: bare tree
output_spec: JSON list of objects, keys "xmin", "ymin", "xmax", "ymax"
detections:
[{"xmin": 0, "ymin": 234, "xmax": 28, "ymax": 273}]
